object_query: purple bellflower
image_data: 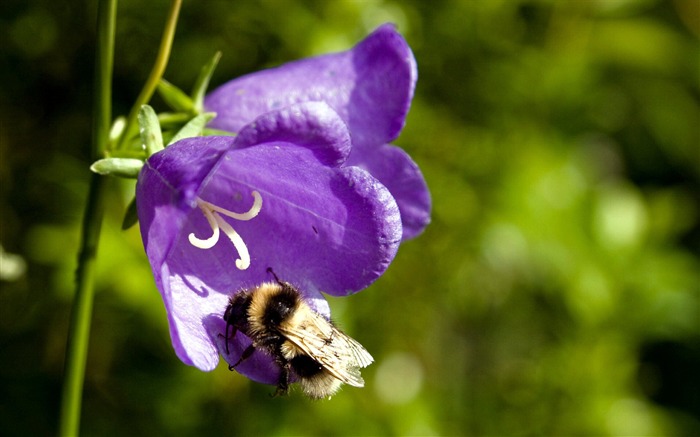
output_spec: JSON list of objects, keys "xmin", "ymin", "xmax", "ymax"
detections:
[
  {"xmin": 136, "ymin": 25, "xmax": 430, "ymax": 385},
  {"xmin": 137, "ymin": 102, "xmax": 402, "ymax": 382}
]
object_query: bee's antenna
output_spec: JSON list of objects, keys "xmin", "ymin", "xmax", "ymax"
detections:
[{"xmin": 266, "ymin": 267, "xmax": 283, "ymax": 285}]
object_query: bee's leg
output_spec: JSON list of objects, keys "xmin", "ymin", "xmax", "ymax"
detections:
[
  {"xmin": 229, "ymin": 343, "xmax": 256, "ymax": 371},
  {"xmin": 217, "ymin": 325, "xmax": 237, "ymax": 355},
  {"xmin": 224, "ymin": 323, "xmax": 234, "ymax": 355},
  {"xmin": 273, "ymin": 361, "xmax": 291, "ymax": 397}
]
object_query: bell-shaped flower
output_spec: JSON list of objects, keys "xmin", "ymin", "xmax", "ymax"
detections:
[
  {"xmin": 205, "ymin": 24, "xmax": 431, "ymax": 240},
  {"xmin": 136, "ymin": 102, "xmax": 402, "ymax": 383}
]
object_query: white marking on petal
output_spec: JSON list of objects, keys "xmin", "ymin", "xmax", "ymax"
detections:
[{"xmin": 187, "ymin": 191, "xmax": 263, "ymax": 270}]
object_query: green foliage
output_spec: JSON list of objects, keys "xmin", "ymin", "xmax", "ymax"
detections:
[
  {"xmin": 90, "ymin": 158, "xmax": 143, "ymax": 178},
  {"xmin": 1, "ymin": 0, "xmax": 698, "ymax": 435},
  {"xmin": 138, "ymin": 104, "xmax": 164, "ymax": 156},
  {"xmin": 166, "ymin": 112, "xmax": 216, "ymax": 146}
]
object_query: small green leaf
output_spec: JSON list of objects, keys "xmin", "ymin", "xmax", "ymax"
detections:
[
  {"xmin": 109, "ymin": 116, "xmax": 126, "ymax": 144},
  {"xmin": 158, "ymin": 112, "xmax": 193, "ymax": 129},
  {"xmin": 167, "ymin": 112, "xmax": 216, "ymax": 145},
  {"xmin": 158, "ymin": 79, "xmax": 195, "ymax": 113},
  {"xmin": 192, "ymin": 51, "xmax": 222, "ymax": 112},
  {"xmin": 138, "ymin": 105, "xmax": 164, "ymax": 156},
  {"xmin": 121, "ymin": 197, "xmax": 139, "ymax": 230},
  {"xmin": 89, "ymin": 158, "xmax": 143, "ymax": 178}
]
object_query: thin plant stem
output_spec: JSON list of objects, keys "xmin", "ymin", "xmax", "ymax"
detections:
[
  {"xmin": 58, "ymin": 0, "xmax": 116, "ymax": 435},
  {"xmin": 114, "ymin": 0, "xmax": 183, "ymax": 152},
  {"xmin": 59, "ymin": 1, "xmax": 184, "ymax": 435}
]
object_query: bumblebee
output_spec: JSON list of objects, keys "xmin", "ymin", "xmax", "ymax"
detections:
[{"xmin": 223, "ymin": 270, "xmax": 373, "ymax": 399}]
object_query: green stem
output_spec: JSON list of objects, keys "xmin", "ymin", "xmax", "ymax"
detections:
[
  {"xmin": 114, "ymin": 0, "xmax": 183, "ymax": 152},
  {"xmin": 58, "ymin": 0, "xmax": 116, "ymax": 435}
]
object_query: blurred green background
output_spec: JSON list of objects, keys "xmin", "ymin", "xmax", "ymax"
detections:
[{"xmin": 1, "ymin": 0, "xmax": 699, "ymax": 435}]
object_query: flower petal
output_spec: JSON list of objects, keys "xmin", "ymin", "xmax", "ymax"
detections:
[
  {"xmin": 234, "ymin": 101, "xmax": 351, "ymax": 167},
  {"xmin": 205, "ymin": 23, "xmax": 416, "ymax": 151},
  {"xmin": 189, "ymin": 141, "xmax": 402, "ymax": 296},
  {"xmin": 348, "ymin": 144, "xmax": 431, "ymax": 239},
  {"xmin": 137, "ymin": 137, "xmax": 231, "ymax": 369},
  {"xmin": 137, "ymin": 137, "xmax": 229, "ymax": 281}
]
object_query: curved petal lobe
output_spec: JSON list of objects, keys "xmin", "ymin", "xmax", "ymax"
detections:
[
  {"xmin": 348, "ymin": 144, "xmax": 431, "ymax": 239},
  {"xmin": 205, "ymin": 24, "xmax": 416, "ymax": 150},
  {"xmin": 234, "ymin": 101, "xmax": 351, "ymax": 167}
]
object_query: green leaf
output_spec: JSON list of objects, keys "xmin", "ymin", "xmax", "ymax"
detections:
[
  {"xmin": 157, "ymin": 112, "xmax": 193, "ymax": 129},
  {"xmin": 157, "ymin": 79, "xmax": 195, "ymax": 113},
  {"xmin": 167, "ymin": 112, "xmax": 216, "ymax": 145},
  {"xmin": 89, "ymin": 158, "xmax": 143, "ymax": 178},
  {"xmin": 109, "ymin": 116, "xmax": 126, "ymax": 144},
  {"xmin": 192, "ymin": 51, "xmax": 222, "ymax": 112},
  {"xmin": 138, "ymin": 105, "xmax": 164, "ymax": 156},
  {"xmin": 121, "ymin": 196, "xmax": 139, "ymax": 230}
]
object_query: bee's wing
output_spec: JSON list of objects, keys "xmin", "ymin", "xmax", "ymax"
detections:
[{"xmin": 280, "ymin": 311, "xmax": 373, "ymax": 387}]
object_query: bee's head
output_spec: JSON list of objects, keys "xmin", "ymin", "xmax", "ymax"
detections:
[
  {"xmin": 225, "ymin": 292, "xmax": 253, "ymax": 322},
  {"xmin": 260, "ymin": 283, "xmax": 301, "ymax": 328},
  {"xmin": 222, "ymin": 291, "xmax": 255, "ymax": 355}
]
